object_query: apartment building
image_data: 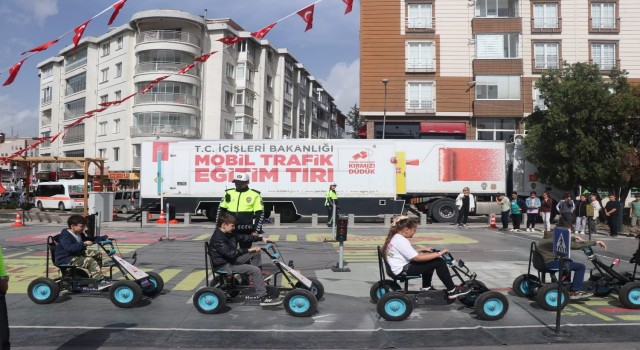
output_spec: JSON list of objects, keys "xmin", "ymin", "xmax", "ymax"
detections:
[
  {"xmin": 37, "ymin": 9, "xmax": 345, "ymax": 189},
  {"xmin": 360, "ymin": 0, "xmax": 640, "ymax": 140}
]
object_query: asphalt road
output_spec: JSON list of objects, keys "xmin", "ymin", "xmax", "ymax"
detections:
[{"xmin": 2, "ymin": 218, "xmax": 640, "ymax": 349}]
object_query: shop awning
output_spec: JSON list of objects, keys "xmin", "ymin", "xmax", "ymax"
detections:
[{"xmin": 420, "ymin": 122, "xmax": 466, "ymax": 134}]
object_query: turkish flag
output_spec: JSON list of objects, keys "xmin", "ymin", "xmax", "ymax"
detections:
[
  {"xmin": 2, "ymin": 58, "xmax": 27, "ymax": 86},
  {"xmin": 0, "ymin": 183, "xmax": 6, "ymax": 195},
  {"xmin": 178, "ymin": 63, "xmax": 195, "ymax": 74},
  {"xmin": 50, "ymin": 132, "xmax": 63, "ymax": 143},
  {"xmin": 85, "ymin": 107, "xmax": 108, "ymax": 115},
  {"xmin": 343, "ymin": 0, "xmax": 354, "ymax": 14},
  {"xmin": 194, "ymin": 51, "xmax": 217, "ymax": 62},
  {"xmin": 120, "ymin": 92, "xmax": 137, "ymax": 102},
  {"xmin": 73, "ymin": 20, "xmax": 91, "ymax": 50},
  {"xmin": 217, "ymin": 36, "xmax": 245, "ymax": 45},
  {"xmin": 297, "ymin": 4, "xmax": 315, "ymax": 32},
  {"xmin": 21, "ymin": 39, "xmax": 59, "ymax": 55},
  {"xmin": 251, "ymin": 22, "xmax": 277, "ymax": 39},
  {"xmin": 108, "ymin": 0, "xmax": 127, "ymax": 26}
]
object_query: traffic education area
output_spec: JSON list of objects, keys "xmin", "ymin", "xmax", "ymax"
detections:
[{"xmin": 2, "ymin": 219, "xmax": 640, "ymax": 349}]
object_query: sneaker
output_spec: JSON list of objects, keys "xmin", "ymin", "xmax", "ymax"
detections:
[
  {"xmin": 457, "ymin": 223, "xmax": 464, "ymax": 227},
  {"xmin": 260, "ymin": 295, "xmax": 283, "ymax": 306},
  {"xmin": 448, "ymin": 285, "xmax": 471, "ymax": 299},
  {"xmin": 570, "ymin": 291, "xmax": 593, "ymax": 300},
  {"xmin": 463, "ymin": 224, "xmax": 468, "ymax": 227},
  {"xmin": 421, "ymin": 286, "xmax": 435, "ymax": 291},
  {"xmin": 514, "ymin": 229, "xmax": 520, "ymax": 232}
]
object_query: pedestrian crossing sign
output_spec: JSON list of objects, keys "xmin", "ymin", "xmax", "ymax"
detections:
[{"xmin": 553, "ymin": 227, "xmax": 571, "ymax": 258}]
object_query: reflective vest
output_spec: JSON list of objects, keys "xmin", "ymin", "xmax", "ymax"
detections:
[
  {"xmin": 325, "ymin": 189, "xmax": 338, "ymax": 206},
  {"xmin": 219, "ymin": 188, "xmax": 264, "ymax": 233}
]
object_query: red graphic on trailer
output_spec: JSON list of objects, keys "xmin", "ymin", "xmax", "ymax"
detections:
[
  {"xmin": 152, "ymin": 142, "xmax": 169, "ymax": 162},
  {"xmin": 438, "ymin": 148, "xmax": 504, "ymax": 182},
  {"xmin": 349, "ymin": 149, "xmax": 376, "ymax": 175},
  {"xmin": 389, "ymin": 157, "xmax": 420, "ymax": 166}
]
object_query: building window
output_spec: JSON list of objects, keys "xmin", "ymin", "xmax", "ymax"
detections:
[
  {"xmin": 115, "ymin": 90, "xmax": 121, "ymax": 101},
  {"xmin": 224, "ymin": 119, "xmax": 233, "ymax": 135},
  {"xmin": 65, "ymin": 48, "xmax": 87, "ymax": 72},
  {"xmin": 591, "ymin": 42, "xmax": 617, "ymax": 70},
  {"xmin": 476, "ymin": 34, "xmax": 520, "ymax": 59},
  {"xmin": 285, "ymin": 61, "xmax": 294, "ymax": 78},
  {"xmin": 265, "ymin": 126, "xmax": 272, "ymax": 139},
  {"xmin": 283, "ymin": 105, "xmax": 292, "ymax": 125},
  {"xmin": 284, "ymin": 81, "xmax": 293, "ymax": 101},
  {"xmin": 99, "ymin": 122, "xmax": 107, "ymax": 136},
  {"xmin": 113, "ymin": 147, "xmax": 120, "ymax": 162},
  {"xmin": 115, "ymin": 62, "xmax": 122, "ymax": 78},
  {"xmin": 98, "ymin": 148, "xmax": 106, "ymax": 158},
  {"xmin": 116, "ymin": 36, "xmax": 123, "ymax": 50},
  {"xmin": 475, "ymin": 75, "xmax": 520, "ymax": 100},
  {"xmin": 114, "ymin": 119, "xmax": 121, "ymax": 133},
  {"xmin": 533, "ymin": 3, "xmax": 559, "ymax": 29},
  {"xmin": 101, "ymin": 68, "xmax": 109, "ymax": 83},
  {"xmin": 236, "ymin": 90, "xmax": 245, "ymax": 106},
  {"xmin": 101, "ymin": 42, "xmax": 110, "ymax": 56},
  {"xmin": 41, "ymin": 66, "xmax": 53, "ymax": 79},
  {"xmin": 407, "ymin": 3, "xmax": 433, "ymax": 29},
  {"xmin": 236, "ymin": 41, "xmax": 247, "ymax": 52},
  {"xmin": 41, "ymin": 86, "xmax": 52, "ymax": 105},
  {"xmin": 476, "ymin": 0, "xmax": 519, "ymax": 18},
  {"xmin": 476, "ymin": 118, "xmax": 516, "ymax": 141},
  {"xmin": 236, "ymin": 63, "xmax": 245, "ymax": 81},
  {"xmin": 226, "ymin": 63, "xmax": 235, "ymax": 78},
  {"xmin": 65, "ymin": 72, "xmax": 86, "ymax": 96},
  {"xmin": 267, "ymin": 75, "xmax": 273, "ymax": 89},
  {"xmin": 533, "ymin": 42, "xmax": 560, "ymax": 70},
  {"xmin": 266, "ymin": 100, "xmax": 273, "ymax": 114},
  {"xmin": 63, "ymin": 124, "xmax": 85, "ymax": 144},
  {"xmin": 591, "ymin": 2, "xmax": 616, "ymax": 29},
  {"xmin": 407, "ymin": 82, "xmax": 435, "ymax": 111},
  {"xmin": 224, "ymin": 91, "xmax": 234, "ymax": 106},
  {"xmin": 533, "ymin": 87, "xmax": 547, "ymax": 111},
  {"xmin": 406, "ymin": 42, "xmax": 435, "ymax": 70},
  {"xmin": 100, "ymin": 95, "xmax": 108, "ymax": 104},
  {"xmin": 64, "ymin": 98, "xmax": 86, "ymax": 120}
]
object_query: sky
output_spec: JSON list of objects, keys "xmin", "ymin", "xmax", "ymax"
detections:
[{"xmin": 0, "ymin": 0, "xmax": 360, "ymax": 138}]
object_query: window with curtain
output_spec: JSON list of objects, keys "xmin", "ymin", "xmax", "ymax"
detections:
[
  {"xmin": 534, "ymin": 43, "xmax": 559, "ymax": 69},
  {"xmin": 476, "ymin": 0, "xmax": 519, "ymax": 17},
  {"xmin": 592, "ymin": 3, "xmax": 616, "ymax": 28},
  {"xmin": 475, "ymin": 76, "xmax": 520, "ymax": 100},
  {"xmin": 407, "ymin": 82, "xmax": 434, "ymax": 110},
  {"xmin": 407, "ymin": 3, "xmax": 432, "ymax": 29},
  {"xmin": 476, "ymin": 34, "xmax": 519, "ymax": 58},
  {"xmin": 406, "ymin": 42, "xmax": 434, "ymax": 69},
  {"xmin": 591, "ymin": 43, "xmax": 616, "ymax": 70},
  {"xmin": 533, "ymin": 3, "xmax": 559, "ymax": 28}
]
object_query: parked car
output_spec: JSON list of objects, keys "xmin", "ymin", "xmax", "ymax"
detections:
[{"xmin": 114, "ymin": 190, "xmax": 140, "ymax": 214}]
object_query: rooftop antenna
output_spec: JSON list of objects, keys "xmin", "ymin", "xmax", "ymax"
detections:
[{"xmin": 204, "ymin": 9, "xmax": 208, "ymax": 20}]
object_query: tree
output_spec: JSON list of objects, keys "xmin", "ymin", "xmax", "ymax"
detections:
[
  {"xmin": 345, "ymin": 104, "xmax": 364, "ymax": 139},
  {"xmin": 525, "ymin": 62, "xmax": 640, "ymax": 202}
]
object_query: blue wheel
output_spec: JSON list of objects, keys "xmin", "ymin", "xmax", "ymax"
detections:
[
  {"xmin": 536, "ymin": 283, "xmax": 569, "ymax": 311},
  {"xmin": 474, "ymin": 291, "xmax": 509, "ymax": 320},
  {"xmin": 369, "ymin": 280, "xmax": 401, "ymax": 303},
  {"xmin": 193, "ymin": 287, "xmax": 226, "ymax": 314},
  {"xmin": 620, "ymin": 282, "xmax": 640, "ymax": 309},
  {"xmin": 109, "ymin": 280, "xmax": 143, "ymax": 308},
  {"xmin": 377, "ymin": 292, "xmax": 413, "ymax": 321},
  {"xmin": 27, "ymin": 278, "xmax": 60, "ymax": 304},
  {"xmin": 141, "ymin": 271, "xmax": 164, "ymax": 297},
  {"xmin": 283, "ymin": 289, "xmax": 317, "ymax": 317},
  {"xmin": 512, "ymin": 274, "xmax": 539, "ymax": 298}
]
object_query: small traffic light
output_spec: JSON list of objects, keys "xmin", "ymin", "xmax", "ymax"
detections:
[{"xmin": 336, "ymin": 215, "xmax": 348, "ymax": 242}]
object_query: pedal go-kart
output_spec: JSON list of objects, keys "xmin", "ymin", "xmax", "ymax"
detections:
[
  {"xmin": 512, "ymin": 242, "xmax": 571, "ymax": 311},
  {"xmin": 27, "ymin": 235, "xmax": 164, "ymax": 308},
  {"xmin": 370, "ymin": 246, "xmax": 508, "ymax": 321},
  {"xmin": 583, "ymin": 245, "xmax": 640, "ymax": 309},
  {"xmin": 193, "ymin": 242, "xmax": 324, "ymax": 317}
]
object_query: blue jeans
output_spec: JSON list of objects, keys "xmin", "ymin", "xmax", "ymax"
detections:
[{"xmin": 547, "ymin": 260, "xmax": 586, "ymax": 291}]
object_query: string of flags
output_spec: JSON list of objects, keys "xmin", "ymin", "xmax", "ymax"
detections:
[{"xmin": 0, "ymin": 0, "xmax": 355, "ymax": 165}]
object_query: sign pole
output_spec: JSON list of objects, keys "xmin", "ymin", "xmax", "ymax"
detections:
[
  {"xmin": 543, "ymin": 227, "xmax": 571, "ymax": 338},
  {"xmin": 157, "ymin": 149, "xmax": 163, "ymax": 211}
]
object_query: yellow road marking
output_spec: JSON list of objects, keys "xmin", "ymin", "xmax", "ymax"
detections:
[
  {"xmin": 286, "ymin": 234, "xmax": 297, "ymax": 241},
  {"xmin": 193, "ymin": 234, "xmax": 210, "ymax": 241},
  {"xmin": 584, "ymin": 300, "xmax": 615, "ymax": 306},
  {"xmin": 173, "ymin": 270, "xmax": 205, "ymax": 291},
  {"xmin": 266, "ymin": 234, "xmax": 280, "ymax": 242},
  {"xmin": 569, "ymin": 304, "xmax": 614, "ymax": 321},
  {"xmin": 305, "ymin": 233, "xmax": 478, "ymax": 246},
  {"xmin": 156, "ymin": 268, "xmax": 181, "ymax": 284},
  {"xmin": 616, "ymin": 315, "xmax": 640, "ymax": 321}
]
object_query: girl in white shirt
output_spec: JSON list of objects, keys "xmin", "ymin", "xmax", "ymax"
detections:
[{"xmin": 381, "ymin": 216, "xmax": 470, "ymax": 299}]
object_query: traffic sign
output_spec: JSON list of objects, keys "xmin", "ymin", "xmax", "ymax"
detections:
[{"xmin": 552, "ymin": 227, "xmax": 571, "ymax": 259}]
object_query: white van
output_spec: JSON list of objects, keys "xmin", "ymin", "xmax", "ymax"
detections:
[{"xmin": 34, "ymin": 180, "xmax": 87, "ymax": 211}]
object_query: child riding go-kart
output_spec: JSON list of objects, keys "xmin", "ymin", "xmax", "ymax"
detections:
[
  {"xmin": 583, "ymin": 244, "xmax": 640, "ymax": 308},
  {"xmin": 27, "ymin": 235, "xmax": 164, "ymax": 308}
]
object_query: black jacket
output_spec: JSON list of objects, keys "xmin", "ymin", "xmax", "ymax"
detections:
[
  {"xmin": 208, "ymin": 227, "xmax": 262, "ymax": 267},
  {"xmin": 575, "ymin": 200, "xmax": 588, "ymax": 217},
  {"xmin": 54, "ymin": 229, "xmax": 108, "ymax": 265}
]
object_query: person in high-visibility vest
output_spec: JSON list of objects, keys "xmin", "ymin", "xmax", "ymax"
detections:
[
  {"xmin": 217, "ymin": 173, "xmax": 264, "ymax": 249},
  {"xmin": 324, "ymin": 183, "xmax": 338, "ymax": 226}
]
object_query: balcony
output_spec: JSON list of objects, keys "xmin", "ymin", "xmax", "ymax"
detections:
[
  {"xmin": 65, "ymin": 81, "xmax": 86, "ymax": 96},
  {"xmin": 136, "ymin": 62, "xmax": 199, "ymax": 76},
  {"xmin": 41, "ymin": 118, "xmax": 52, "ymax": 127},
  {"xmin": 130, "ymin": 125, "xmax": 200, "ymax": 139},
  {"xmin": 137, "ymin": 30, "xmax": 200, "ymax": 46},
  {"xmin": 64, "ymin": 108, "xmax": 85, "ymax": 121},
  {"xmin": 235, "ymin": 105, "xmax": 254, "ymax": 117},
  {"xmin": 134, "ymin": 93, "xmax": 199, "ymax": 107},
  {"xmin": 406, "ymin": 100, "xmax": 435, "ymax": 113},
  {"xmin": 65, "ymin": 57, "xmax": 87, "ymax": 72}
]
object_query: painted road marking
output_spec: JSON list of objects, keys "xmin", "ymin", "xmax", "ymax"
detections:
[
  {"xmin": 305, "ymin": 233, "xmax": 479, "ymax": 246},
  {"xmin": 157, "ymin": 268, "xmax": 181, "ymax": 284},
  {"xmin": 193, "ymin": 234, "xmax": 210, "ymax": 241},
  {"xmin": 286, "ymin": 234, "xmax": 297, "ymax": 241},
  {"xmin": 616, "ymin": 315, "xmax": 640, "ymax": 321},
  {"xmin": 569, "ymin": 304, "xmax": 614, "ymax": 321},
  {"xmin": 172, "ymin": 270, "xmax": 205, "ymax": 291}
]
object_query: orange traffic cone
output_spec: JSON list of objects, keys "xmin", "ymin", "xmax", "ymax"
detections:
[
  {"xmin": 12, "ymin": 212, "xmax": 24, "ymax": 227},
  {"xmin": 156, "ymin": 210, "xmax": 166, "ymax": 224},
  {"xmin": 147, "ymin": 212, "xmax": 153, "ymax": 220},
  {"xmin": 488, "ymin": 213, "xmax": 497, "ymax": 229},
  {"xmin": 169, "ymin": 217, "xmax": 179, "ymax": 224}
]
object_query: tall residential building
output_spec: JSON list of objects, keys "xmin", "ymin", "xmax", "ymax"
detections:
[
  {"xmin": 360, "ymin": 0, "xmax": 640, "ymax": 140},
  {"xmin": 37, "ymin": 9, "xmax": 345, "ymax": 189}
]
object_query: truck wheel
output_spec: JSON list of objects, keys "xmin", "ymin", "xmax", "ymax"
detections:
[
  {"xmin": 109, "ymin": 280, "xmax": 143, "ymax": 308},
  {"xmin": 370, "ymin": 280, "xmax": 401, "ymax": 303},
  {"xmin": 28, "ymin": 278, "xmax": 60, "ymax": 304},
  {"xmin": 431, "ymin": 199, "xmax": 457, "ymax": 223},
  {"xmin": 193, "ymin": 287, "xmax": 226, "ymax": 314},
  {"xmin": 58, "ymin": 202, "xmax": 65, "ymax": 211},
  {"xmin": 205, "ymin": 206, "xmax": 217, "ymax": 221},
  {"xmin": 284, "ymin": 289, "xmax": 317, "ymax": 317},
  {"xmin": 619, "ymin": 282, "xmax": 640, "ymax": 309},
  {"xmin": 474, "ymin": 291, "xmax": 509, "ymax": 321},
  {"xmin": 512, "ymin": 274, "xmax": 540, "ymax": 298},
  {"xmin": 536, "ymin": 283, "xmax": 569, "ymax": 311},
  {"xmin": 377, "ymin": 292, "xmax": 413, "ymax": 321},
  {"xmin": 277, "ymin": 204, "xmax": 300, "ymax": 223}
]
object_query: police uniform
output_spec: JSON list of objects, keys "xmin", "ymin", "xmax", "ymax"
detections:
[
  {"xmin": 325, "ymin": 184, "xmax": 338, "ymax": 225},
  {"xmin": 217, "ymin": 174, "xmax": 264, "ymax": 249}
]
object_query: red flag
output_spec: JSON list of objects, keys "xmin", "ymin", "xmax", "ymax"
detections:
[
  {"xmin": 85, "ymin": 107, "xmax": 108, "ymax": 115},
  {"xmin": 297, "ymin": 4, "xmax": 315, "ymax": 32},
  {"xmin": 194, "ymin": 51, "xmax": 217, "ymax": 63},
  {"xmin": 0, "ymin": 182, "xmax": 5, "ymax": 194},
  {"xmin": 217, "ymin": 36, "xmax": 245, "ymax": 45},
  {"xmin": 149, "ymin": 75, "xmax": 170, "ymax": 85},
  {"xmin": 21, "ymin": 39, "xmax": 59, "ymax": 55},
  {"xmin": 2, "ymin": 58, "xmax": 27, "ymax": 86},
  {"xmin": 251, "ymin": 22, "xmax": 277, "ymax": 39},
  {"xmin": 108, "ymin": 0, "xmax": 127, "ymax": 26},
  {"xmin": 120, "ymin": 92, "xmax": 137, "ymax": 102},
  {"xmin": 178, "ymin": 63, "xmax": 195, "ymax": 74},
  {"xmin": 50, "ymin": 132, "xmax": 63, "ymax": 143},
  {"xmin": 343, "ymin": 0, "xmax": 354, "ymax": 14},
  {"xmin": 73, "ymin": 20, "xmax": 91, "ymax": 50}
]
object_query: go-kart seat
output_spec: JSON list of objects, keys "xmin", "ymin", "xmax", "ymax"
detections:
[
  {"xmin": 48, "ymin": 235, "xmax": 74, "ymax": 269},
  {"xmin": 203, "ymin": 241, "xmax": 233, "ymax": 276},
  {"xmin": 376, "ymin": 246, "xmax": 420, "ymax": 291},
  {"xmin": 532, "ymin": 250, "xmax": 559, "ymax": 283}
]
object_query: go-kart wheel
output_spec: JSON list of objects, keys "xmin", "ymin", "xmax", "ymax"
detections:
[
  {"xmin": 193, "ymin": 287, "xmax": 226, "ymax": 314},
  {"xmin": 536, "ymin": 283, "xmax": 569, "ymax": 311},
  {"xmin": 474, "ymin": 291, "xmax": 509, "ymax": 321},
  {"xmin": 619, "ymin": 282, "xmax": 640, "ymax": 309},
  {"xmin": 588, "ymin": 273, "xmax": 613, "ymax": 297},
  {"xmin": 283, "ymin": 289, "xmax": 317, "ymax": 317},
  {"xmin": 377, "ymin": 292, "xmax": 413, "ymax": 321},
  {"xmin": 109, "ymin": 280, "xmax": 143, "ymax": 308},
  {"xmin": 141, "ymin": 271, "xmax": 164, "ymax": 297},
  {"xmin": 369, "ymin": 280, "xmax": 401, "ymax": 303},
  {"xmin": 512, "ymin": 274, "xmax": 540, "ymax": 298},
  {"xmin": 295, "ymin": 278, "xmax": 324, "ymax": 301},
  {"xmin": 266, "ymin": 285, "xmax": 280, "ymax": 299},
  {"xmin": 27, "ymin": 278, "xmax": 60, "ymax": 304},
  {"xmin": 458, "ymin": 280, "xmax": 489, "ymax": 307}
]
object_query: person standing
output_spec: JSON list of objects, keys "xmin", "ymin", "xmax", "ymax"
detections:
[
  {"xmin": 510, "ymin": 192, "xmax": 526, "ymax": 232},
  {"xmin": 455, "ymin": 187, "xmax": 475, "ymax": 227},
  {"xmin": 324, "ymin": 183, "xmax": 338, "ymax": 227},
  {"xmin": 574, "ymin": 194, "xmax": 589, "ymax": 235},
  {"xmin": 539, "ymin": 191, "xmax": 553, "ymax": 232},
  {"xmin": 525, "ymin": 191, "xmax": 541, "ymax": 232},
  {"xmin": 217, "ymin": 173, "xmax": 264, "ymax": 249},
  {"xmin": 630, "ymin": 193, "xmax": 640, "ymax": 232},
  {"xmin": 604, "ymin": 193, "xmax": 621, "ymax": 237},
  {"xmin": 496, "ymin": 193, "xmax": 511, "ymax": 231},
  {"xmin": 556, "ymin": 193, "xmax": 575, "ymax": 228},
  {"xmin": 587, "ymin": 194, "xmax": 602, "ymax": 236},
  {"xmin": 0, "ymin": 241, "xmax": 9, "ymax": 350}
]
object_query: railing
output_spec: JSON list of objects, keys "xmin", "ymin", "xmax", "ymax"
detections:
[
  {"xmin": 406, "ymin": 59, "xmax": 435, "ymax": 71},
  {"xmin": 64, "ymin": 108, "xmax": 85, "ymax": 121},
  {"xmin": 65, "ymin": 81, "xmax": 86, "ymax": 96},
  {"xmin": 134, "ymin": 93, "xmax": 199, "ymax": 106},
  {"xmin": 235, "ymin": 105, "xmax": 254, "ymax": 117},
  {"xmin": 284, "ymin": 92, "xmax": 293, "ymax": 102},
  {"xmin": 65, "ymin": 57, "xmax": 87, "ymax": 72},
  {"xmin": 406, "ymin": 100, "xmax": 435, "ymax": 112},
  {"xmin": 135, "ymin": 62, "xmax": 199, "ymax": 76},
  {"xmin": 41, "ymin": 97, "xmax": 52, "ymax": 106},
  {"xmin": 534, "ymin": 55, "xmax": 559, "ymax": 70},
  {"xmin": 130, "ymin": 125, "xmax": 200, "ymax": 139},
  {"xmin": 136, "ymin": 30, "xmax": 200, "ymax": 46},
  {"xmin": 591, "ymin": 16, "xmax": 616, "ymax": 29},
  {"xmin": 61, "ymin": 162, "xmax": 83, "ymax": 170},
  {"xmin": 406, "ymin": 17, "xmax": 434, "ymax": 30},
  {"xmin": 533, "ymin": 17, "xmax": 559, "ymax": 29}
]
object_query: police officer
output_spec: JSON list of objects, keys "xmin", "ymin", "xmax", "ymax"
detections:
[
  {"xmin": 325, "ymin": 183, "xmax": 338, "ymax": 227},
  {"xmin": 217, "ymin": 173, "xmax": 264, "ymax": 249}
]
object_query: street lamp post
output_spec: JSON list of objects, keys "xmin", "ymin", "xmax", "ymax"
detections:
[{"xmin": 382, "ymin": 79, "xmax": 389, "ymax": 139}]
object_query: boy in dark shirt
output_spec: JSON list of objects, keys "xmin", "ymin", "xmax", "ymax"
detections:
[{"xmin": 604, "ymin": 193, "xmax": 622, "ymax": 237}]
